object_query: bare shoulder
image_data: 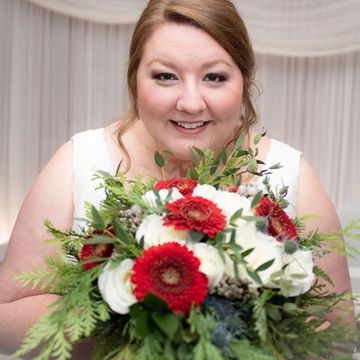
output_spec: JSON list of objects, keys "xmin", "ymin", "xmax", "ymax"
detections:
[
  {"xmin": 0, "ymin": 141, "xmax": 74, "ymax": 302},
  {"xmin": 296, "ymin": 157, "xmax": 340, "ymax": 233}
]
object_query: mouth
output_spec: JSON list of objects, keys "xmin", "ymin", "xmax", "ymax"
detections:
[{"xmin": 170, "ymin": 120, "xmax": 209, "ymax": 130}]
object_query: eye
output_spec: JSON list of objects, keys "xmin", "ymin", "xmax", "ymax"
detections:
[
  {"xmin": 152, "ymin": 72, "xmax": 178, "ymax": 81},
  {"xmin": 203, "ymin": 73, "xmax": 227, "ymax": 82}
]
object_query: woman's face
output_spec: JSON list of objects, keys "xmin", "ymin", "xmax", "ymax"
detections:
[{"xmin": 136, "ymin": 22, "xmax": 244, "ymax": 159}]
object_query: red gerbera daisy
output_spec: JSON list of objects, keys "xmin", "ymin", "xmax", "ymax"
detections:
[
  {"xmin": 131, "ymin": 242, "xmax": 208, "ymax": 315},
  {"xmin": 164, "ymin": 196, "xmax": 226, "ymax": 238},
  {"xmin": 80, "ymin": 227, "xmax": 114, "ymax": 270},
  {"xmin": 155, "ymin": 178, "xmax": 198, "ymax": 196},
  {"xmin": 255, "ymin": 196, "xmax": 298, "ymax": 242}
]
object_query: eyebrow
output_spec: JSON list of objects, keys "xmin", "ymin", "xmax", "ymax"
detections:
[{"xmin": 146, "ymin": 58, "xmax": 233, "ymax": 69}]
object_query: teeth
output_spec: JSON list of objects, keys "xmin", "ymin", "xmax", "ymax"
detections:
[{"xmin": 175, "ymin": 121, "xmax": 205, "ymax": 129}]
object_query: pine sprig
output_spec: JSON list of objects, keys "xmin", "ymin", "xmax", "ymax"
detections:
[{"xmin": 94, "ymin": 171, "xmax": 153, "ymax": 211}]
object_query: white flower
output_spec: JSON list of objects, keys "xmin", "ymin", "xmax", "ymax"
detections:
[
  {"xmin": 224, "ymin": 230, "xmax": 284, "ymax": 287},
  {"xmin": 98, "ymin": 259, "xmax": 137, "ymax": 314},
  {"xmin": 214, "ymin": 191, "xmax": 254, "ymax": 225},
  {"xmin": 281, "ymin": 249, "xmax": 315, "ymax": 296},
  {"xmin": 135, "ymin": 214, "xmax": 188, "ymax": 249},
  {"xmin": 191, "ymin": 243, "xmax": 225, "ymax": 291},
  {"xmin": 193, "ymin": 185, "xmax": 254, "ymax": 225},
  {"xmin": 192, "ymin": 184, "xmax": 218, "ymax": 199},
  {"xmin": 142, "ymin": 188, "xmax": 183, "ymax": 208}
]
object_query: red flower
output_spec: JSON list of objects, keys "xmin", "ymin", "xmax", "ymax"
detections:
[
  {"xmin": 255, "ymin": 197, "xmax": 298, "ymax": 242},
  {"xmin": 80, "ymin": 227, "xmax": 114, "ymax": 270},
  {"xmin": 131, "ymin": 242, "xmax": 208, "ymax": 315},
  {"xmin": 164, "ymin": 196, "xmax": 226, "ymax": 238},
  {"xmin": 155, "ymin": 178, "xmax": 198, "ymax": 196}
]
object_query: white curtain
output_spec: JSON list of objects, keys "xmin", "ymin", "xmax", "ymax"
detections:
[
  {"xmin": 1, "ymin": 0, "xmax": 359, "ymax": 252},
  {"xmin": 24, "ymin": 0, "xmax": 360, "ymax": 56}
]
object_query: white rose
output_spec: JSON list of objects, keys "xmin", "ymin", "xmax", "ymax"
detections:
[
  {"xmin": 136, "ymin": 214, "xmax": 188, "ymax": 249},
  {"xmin": 142, "ymin": 188, "xmax": 183, "ymax": 208},
  {"xmin": 224, "ymin": 231, "xmax": 284, "ymax": 287},
  {"xmin": 98, "ymin": 259, "xmax": 137, "ymax": 314},
  {"xmin": 192, "ymin": 184, "xmax": 218, "ymax": 199},
  {"xmin": 214, "ymin": 191, "xmax": 254, "ymax": 225},
  {"xmin": 191, "ymin": 243, "xmax": 225, "ymax": 291},
  {"xmin": 281, "ymin": 249, "xmax": 315, "ymax": 296}
]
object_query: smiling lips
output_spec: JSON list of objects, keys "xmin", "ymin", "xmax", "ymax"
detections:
[{"xmin": 171, "ymin": 120, "xmax": 209, "ymax": 129}]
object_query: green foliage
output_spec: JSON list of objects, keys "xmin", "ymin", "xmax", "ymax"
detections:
[
  {"xmin": 184, "ymin": 131, "xmax": 268, "ymax": 189},
  {"xmin": 229, "ymin": 340, "xmax": 276, "ymax": 360},
  {"xmin": 14, "ymin": 265, "xmax": 110, "ymax": 359}
]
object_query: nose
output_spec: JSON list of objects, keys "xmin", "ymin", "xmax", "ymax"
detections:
[{"xmin": 176, "ymin": 84, "xmax": 206, "ymax": 114}]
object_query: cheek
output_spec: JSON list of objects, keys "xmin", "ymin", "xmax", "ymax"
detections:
[
  {"xmin": 208, "ymin": 88, "xmax": 243, "ymax": 120},
  {"xmin": 137, "ymin": 78, "xmax": 176, "ymax": 118}
]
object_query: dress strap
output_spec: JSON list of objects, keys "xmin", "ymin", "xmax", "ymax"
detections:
[{"xmin": 71, "ymin": 128, "xmax": 113, "ymax": 229}]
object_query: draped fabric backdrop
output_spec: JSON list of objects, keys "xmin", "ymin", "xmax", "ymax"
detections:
[{"xmin": 0, "ymin": 0, "xmax": 359, "ymax": 255}]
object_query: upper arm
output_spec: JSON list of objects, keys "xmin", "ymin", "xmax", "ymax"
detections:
[
  {"xmin": 296, "ymin": 157, "xmax": 340, "ymax": 233},
  {"xmin": 296, "ymin": 158, "xmax": 353, "ymax": 299},
  {"xmin": 0, "ymin": 140, "xmax": 74, "ymax": 303}
]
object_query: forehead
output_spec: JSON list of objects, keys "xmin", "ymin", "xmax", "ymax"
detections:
[{"xmin": 141, "ymin": 22, "xmax": 234, "ymax": 66}]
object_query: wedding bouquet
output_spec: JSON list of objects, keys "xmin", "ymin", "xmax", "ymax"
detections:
[{"xmin": 15, "ymin": 133, "xmax": 359, "ymax": 359}]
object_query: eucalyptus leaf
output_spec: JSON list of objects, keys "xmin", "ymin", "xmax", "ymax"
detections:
[
  {"xmin": 251, "ymin": 191, "xmax": 263, "ymax": 208},
  {"xmin": 235, "ymin": 132, "xmax": 246, "ymax": 149},
  {"xmin": 154, "ymin": 151, "xmax": 165, "ymax": 168},
  {"xmin": 254, "ymin": 133, "xmax": 263, "ymax": 145},
  {"xmin": 256, "ymin": 259, "xmax": 275, "ymax": 272}
]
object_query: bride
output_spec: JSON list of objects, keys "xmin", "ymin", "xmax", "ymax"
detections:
[{"xmin": 0, "ymin": 0, "xmax": 354, "ymax": 357}]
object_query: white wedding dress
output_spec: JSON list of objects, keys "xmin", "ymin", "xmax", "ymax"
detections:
[{"xmin": 71, "ymin": 128, "xmax": 301, "ymax": 229}]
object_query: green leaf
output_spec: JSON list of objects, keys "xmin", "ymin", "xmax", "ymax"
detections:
[
  {"xmin": 129, "ymin": 304, "xmax": 151, "ymax": 337},
  {"xmin": 305, "ymin": 305, "xmax": 328, "ymax": 317},
  {"xmin": 251, "ymin": 191, "xmax": 263, "ymax": 208},
  {"xmin": 256, "ymin": 258, "xmax": 275, "ymax": 272},
  {"xmin": 143, "ymin": 293, "xmax": 169, "ymax": 311},
  {"xmin": 247, "ymin": 158, "xmax": 258, "ymax": 173},
  {"xmin": 241, "ymin": 247, "xmax": 254, "ymax": 258},
  {"xmin": 188, "ymin": 167, "xmax": 199, "ymax": 180},
  {"xmin": 84, "ymin": 235, "xmax": 116, "ymax": 244},
  {"xmin": 151, "ymin": 312, "xmax": 181, "ymax": 339},
  {"xmin": 229, "ymin": 209, "xmax": 243, "ymax": 225},
  {"xmin": 247, "ymin": 269, "xmax": 262, "ymax": 285},
  {"xmin": 192, "ymin": 146, "xmax": 205, "ymax": 158},
  {"xmin": 282, "ymin": 302, "xmax": 299, "ymax": 314},
  {"xmin": 230, "ymin": 340, "xmax": 276, "ymax": 360},
  {"xmin": 235, "ymin": 132, "xmax": 246, "ymax": 149},
  {"xmin": 91, "ymin": 206, "xmax": 105, "ymax": 231},
  {"xmin": 189, "ymin": 230, "xmax": 205, "ymax": 242},
  {"xmin": 254, "ymin": 133, "xmax": 263, "ymax": 145},
  {"xmin": 189, "ymin": 148, "xmax": 200, "ymax": 166},
  {"xmin": 218, "ymin": 148, "xmax": 227, "ymax": 165},
  {"xmin": 154, "ymin": 151, "xmax": 165, "ymax": 168},
  {"xmin": 266, "ymin": 305, "xmax": 282, "ymax": 322},
  {"xmin": 113, "ymin": 217, "xmax": 131, "ymax": 244}
]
